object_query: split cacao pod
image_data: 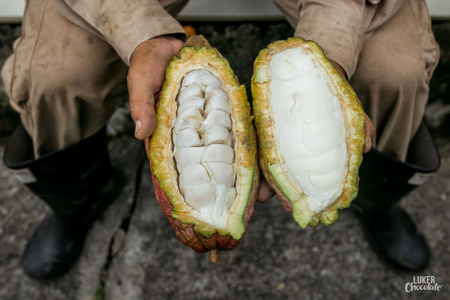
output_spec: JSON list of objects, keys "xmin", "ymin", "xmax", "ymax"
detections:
[
  {"xmin": 149, "ymin": 36, "xmax": 259, "ymax": 262},
  {"xmin": 251, "ymin": 38, "xmax": 365, "ymax": 228}
]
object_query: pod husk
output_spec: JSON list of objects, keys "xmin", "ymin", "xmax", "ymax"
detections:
[
  {"xmin": 251, "ymin": 37, "xmax": 365, "ymax": 228},
  {"xmin": 149, "ymin": 36, "xmax": 259, "ymax": 260}
]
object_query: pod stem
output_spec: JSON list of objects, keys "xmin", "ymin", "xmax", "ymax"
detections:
[
  {"xmin": 209, "ymin": 249, "xmax": 220, "ymax": 263},
  {"xmin": 185, "ymin": 35, "xmax": 211, "ymax": 49}
]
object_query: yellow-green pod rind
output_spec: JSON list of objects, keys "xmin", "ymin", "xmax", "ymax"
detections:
[
  {"xmin": 252, "ymin": 37, "xmax": 365, "ymax": 228},
  {"xmin": 150, "ymin": 45, "xmax": 258, "ymax": 245}
]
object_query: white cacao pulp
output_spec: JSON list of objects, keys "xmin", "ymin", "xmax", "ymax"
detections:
[
  {"xmin": 268, "ymin": 47, "xmax": 348, "ymax": 213},
  {"xmin": 172, "ymin": 69, "xmax": 236, "ymax": 228}
]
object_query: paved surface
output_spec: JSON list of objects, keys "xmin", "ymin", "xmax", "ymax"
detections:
[
  {"xmin": 1, "ymin": 133, "xmax": 449, "ymax": 300},
  {"xmin": 1, "ymin": 21, "xmax": 450, "ymax": 300}
]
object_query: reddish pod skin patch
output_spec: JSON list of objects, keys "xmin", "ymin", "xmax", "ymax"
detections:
[{"xmin": 149, "ymin": 156, "xmax": 258, "ymax": 256}]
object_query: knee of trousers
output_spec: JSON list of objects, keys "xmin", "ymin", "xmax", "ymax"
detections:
[
  {"xmin": 2, "ymin": 48, "xmax": 127, "ymax": 116},
  {"xmin": 351, "ymin": 51, "xmax": 429, "ymax": 110},
  {"xmin": 2, "ymin": 45, "xmax": 127, "ymax": 157},
  {"xmin": 34, "ymin": 50, "xmax": 127, "ymax": 103}
]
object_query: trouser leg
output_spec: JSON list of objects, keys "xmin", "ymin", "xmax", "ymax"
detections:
[
  {"xmin": 1, "ymin": 0, "xmax": 127, "ymax": 157},
  {"xmin": 273, "ymin": 0, "xmax": 439, "ymax": 160},
  {"xmin": 350, "ymin": 0, "xmax": 439, "ymax": 161},
  {"xmin": 1, "ymin": 0, "xmax": 189, "ymax": 158}
]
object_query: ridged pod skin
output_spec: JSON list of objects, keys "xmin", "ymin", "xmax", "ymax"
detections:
[
  {"xmin": 251, "ymin": 38, "xmax": 365, "ymax": 228},
  {"xmin": 150, "ymin": 38, "xmax": 258, "ymax": 261}
]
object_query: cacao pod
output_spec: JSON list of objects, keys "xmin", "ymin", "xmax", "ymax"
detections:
[
  {"xmin": 149, "ymin": 36, "xmax": 259, "ymax": 262},
  {"xmin": 251, "ymin": 38, "xmax": 365, "ymax": 228}
]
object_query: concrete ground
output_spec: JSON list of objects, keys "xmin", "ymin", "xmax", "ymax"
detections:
[{"xmin": 1, "ymin": 21, "xmax": 450, "ymax": 300}]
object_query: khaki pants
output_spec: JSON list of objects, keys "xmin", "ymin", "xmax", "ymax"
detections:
[
  {"xmin": 350, "ymin": 1, "xmax": 439, "ymax": 161},
  {"xmin": 1, "ymin": 0, "xmax": 439, "ymax": 160}
]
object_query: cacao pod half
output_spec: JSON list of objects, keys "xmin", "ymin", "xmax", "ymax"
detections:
[
  {"xmin": 251, "ymin": 38, "xmax": 365, "ymax": 228},
  {"xmin": 150, "ymin": 36, "xmax": 259, "ymax": 262}
]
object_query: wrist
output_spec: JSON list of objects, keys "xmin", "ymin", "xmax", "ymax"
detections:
[{"xmin": 131, "ymin": 35, "xmax": 184, "ymax": 63}]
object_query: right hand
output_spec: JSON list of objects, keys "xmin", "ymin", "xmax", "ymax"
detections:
[{"xmin": 127, "ymin": 36, "xmax": 184, "ymax": 155}]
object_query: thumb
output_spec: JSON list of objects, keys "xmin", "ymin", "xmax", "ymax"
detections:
[
  {"xmin": 129, "ymin": 91, "xmax": 157, "ymax": 140},
  {"xmin": 127, "ymin": 36, "xmax": 184, "ymax": 141}
]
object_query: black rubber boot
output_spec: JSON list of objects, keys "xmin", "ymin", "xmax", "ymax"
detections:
[
  {"xmin": 3, "ymin": 124, "xmax": 121, "ymax": 280},
  {"xmin": 353, "ymin": 122, "xmax": 440, "ymax": 272}
]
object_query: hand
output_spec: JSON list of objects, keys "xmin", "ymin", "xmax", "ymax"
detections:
[
  {"xmin": 330, "ymin": 60, "xmax": 376, "ymax": 153},
  {"xmin": 127, "ymin": 36, "xmax": 184, "ymax": 154}
]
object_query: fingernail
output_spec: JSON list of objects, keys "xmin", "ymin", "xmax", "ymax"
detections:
[{"xmin": 135, "ymin": 120, "xmax": 142, "ymax": 136}]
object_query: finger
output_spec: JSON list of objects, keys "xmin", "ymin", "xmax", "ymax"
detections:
[
  {"xmin": 128, "ymin": 85, "xmax": 157, "ymax": 140},
  {"xmin": 257, "ymin": 179, "xmax": 276, "ymax": 203},
  {"xmin": 363, "ymin": 113, "xmax": 376, "ymax": 153},
  {"xmin": 363, "ymin": 136, "xmax": 372, "ymax": 153}
]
